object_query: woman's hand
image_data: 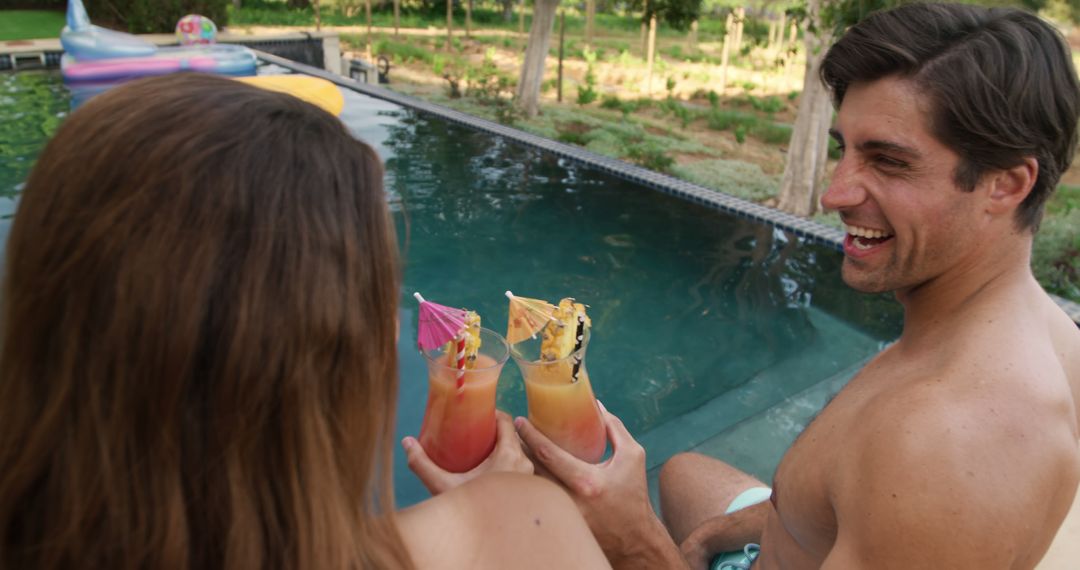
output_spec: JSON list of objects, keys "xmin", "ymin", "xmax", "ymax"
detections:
[{"xmin": 402, "ymin": 410, "xmax": 534, "ymax": 495}]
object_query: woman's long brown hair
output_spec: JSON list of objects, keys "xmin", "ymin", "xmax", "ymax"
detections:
[{"xmin": 0, "ymin": 73, "xmax": 412, "ymax": 569}]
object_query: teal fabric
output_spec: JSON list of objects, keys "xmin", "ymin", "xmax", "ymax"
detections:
[{"xmin": 709, "ymin": 487, "xmax": 771, "ymax": 569}]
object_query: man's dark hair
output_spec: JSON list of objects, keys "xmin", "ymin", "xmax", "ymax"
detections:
[{"xmin": 820, "ymin": 2, "xmax": 1080, "ymax": 231}]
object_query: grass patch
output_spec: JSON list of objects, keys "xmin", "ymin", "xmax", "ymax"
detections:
[
  {"xmin": 672, "ymin": 159, "xmax": 779, "ymax": 203},
  {"xmin": 0, "ymin": 10, "xmax": 65, "ymax": 41}
]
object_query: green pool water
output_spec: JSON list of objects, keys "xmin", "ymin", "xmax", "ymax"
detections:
[{"xmin": 3, "ymin": 70, "xmax": 903, "ymax": 509}]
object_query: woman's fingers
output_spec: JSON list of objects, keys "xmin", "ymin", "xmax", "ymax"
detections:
[{"xmin": 402, "ymin": 436, "xmax": 453, "ymax": 495}]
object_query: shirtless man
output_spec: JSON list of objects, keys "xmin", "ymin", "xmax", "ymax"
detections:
[{"xmin": 514, "ymin": 4, "xmax": 1080, "ymax": 568}]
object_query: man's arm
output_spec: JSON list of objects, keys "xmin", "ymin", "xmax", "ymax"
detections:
[
  {"xmin": 822, "ymin": 379, "xmax": 1080, "ymax": 569},
  {"xmin": 515, "ymin": 404, "xmax": 688, "ymax": 569},
  {"xmin": 679, "ymin": 502, "xmax": 769, "ymax": 570}
]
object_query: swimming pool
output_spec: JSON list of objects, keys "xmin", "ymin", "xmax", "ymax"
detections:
[{"xmin": 2, "ymin": 67, "xmax": 903, "ymax": 508}]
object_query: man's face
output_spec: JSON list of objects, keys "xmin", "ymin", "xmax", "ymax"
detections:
[{"xmin": 821, "ymin": 76, "xmax": 987, "ymax": 295}]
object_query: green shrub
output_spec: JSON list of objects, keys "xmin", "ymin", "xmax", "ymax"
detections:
[
  {"xmin": 87, "ymin": 0, "xmax": 229, "ymax": 33},
  {"xmin": 750, "ymin": 121, "xmax": 792, "ymax": 145},
  {"xmin": 734, "ymin": 124, "xmax": 747, "ymax": 144},
  {"xmin": 625, "ymin": 142, "xmax": 675, "ymax": 173},
  {"xmin": 600, "ymin": 94, "xmax": 623, "ymax": 110},
  {"xmin": 707, "ymin": 90, "xmax": 720, "ymax": 108},
  {"xmin": 1033, "ymin": 207, "xmax": 1080, "ymax": 302},
  {"xmin": 577, "ymin": 47, "xmax": 599, "ymax": 106}
]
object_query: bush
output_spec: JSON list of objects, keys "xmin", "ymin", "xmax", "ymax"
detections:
[
  {"xmin": 625, "ymin": 142, "xmax": 675, "ymax": 173},
  {"xmin": 1033, "ymin": 207, "xmax": 1080, "ymax": 302},
  {"xmin": 87, "ymin": 0, "xmax": 229, "ymax": 33}
]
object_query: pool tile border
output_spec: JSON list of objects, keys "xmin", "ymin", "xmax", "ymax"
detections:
[{"xmin": 257, "ymin": 51, "xmax": 1080, "ymax": 325}]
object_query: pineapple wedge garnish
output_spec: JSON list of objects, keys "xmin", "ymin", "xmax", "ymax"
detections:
[
  {"xmin": 445, "ymin": 310, "xmax": 483, "ymax": 368},
  {"xmin": 540, "ymin": 299, "xmax": 590, "ymax": 361}
]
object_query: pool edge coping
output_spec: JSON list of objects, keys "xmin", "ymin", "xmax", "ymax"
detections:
[{"xmin": 254, "ymin": 50, "xmax": 1080, "ymax": 327}]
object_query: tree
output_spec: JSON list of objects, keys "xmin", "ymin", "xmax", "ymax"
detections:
[
  {"xmin": 516, "ymin": 0, "xmax": 560, "ymax": 116},
  {"xmin": 777, "ymin": 0, "xmax": 897, "ymax": 216},
  {"xmin": 776, "ymin": 0, "xmax": 830, "ymax": 216}
]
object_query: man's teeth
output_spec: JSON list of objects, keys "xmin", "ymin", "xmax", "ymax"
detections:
[{"xmin": 844, "ymin": 224, "xmax": 894, "ymax": 239}]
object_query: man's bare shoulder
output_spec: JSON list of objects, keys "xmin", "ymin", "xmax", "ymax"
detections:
[{"xmin": 829, "ymin": 322, "xmax": 1080, "ymax": 567}]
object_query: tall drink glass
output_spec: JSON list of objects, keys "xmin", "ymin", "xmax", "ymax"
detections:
[
  {"xmin": 511, "ymin": 330, "xmax": 607, "ymax": 463},
  {"xmin": 419, "ymin": 327, "xmax": 509, "ymax": 473}
]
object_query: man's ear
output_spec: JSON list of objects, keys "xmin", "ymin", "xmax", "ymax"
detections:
[{"xmin": 985, "ymin": 157, "xmax": 1037, "ymax": 216}]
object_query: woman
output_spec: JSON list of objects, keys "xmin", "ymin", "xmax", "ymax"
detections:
[{"xmin": 0, "ymin": 73, "xmax": 608, "ymax": 569}]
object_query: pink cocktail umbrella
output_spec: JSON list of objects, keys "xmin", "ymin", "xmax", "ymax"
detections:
[
  {"xmin": 413, "ymin": 292, "xmax": 468, "ymax": 389},
  {"xmin": 413, "ymin": 292, "xmax": 468, "ymax": 350}
]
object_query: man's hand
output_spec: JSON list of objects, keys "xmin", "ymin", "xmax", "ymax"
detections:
[
  {"xmin": 679, "ymin": 528, "xmax": 713, "ymax": 570},
  {"xmin": 403, "ymin": 410, "xmax": 533, "ymax": 495},
  {"xmin": 515, "ymin": 402, "xmax": 687, "ymax": 569}
]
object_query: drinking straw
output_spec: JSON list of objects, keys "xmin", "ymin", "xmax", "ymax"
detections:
[
  {"xmin": 570, "ymin": 312, "xmax": 585, "ymax": 382},
  {"xmin": 455, "ymin": 334, "xmax": 467, "ymax": 391}
]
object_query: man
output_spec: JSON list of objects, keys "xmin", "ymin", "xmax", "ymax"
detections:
[{"xmin": 513, "ymin": 3, "xmax": 1080, "ymax": 568}]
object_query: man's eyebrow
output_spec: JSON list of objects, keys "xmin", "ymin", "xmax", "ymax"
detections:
[
  {"xmin": 858, "ymin": 139, "xmax": 922, "ymax": 159},
  {"xmin": 829, "ymin": 129, "xmax": 922, "ymax": 159}
]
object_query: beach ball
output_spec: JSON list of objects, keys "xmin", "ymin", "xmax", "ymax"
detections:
[{"xmin": 176, "ymin": 15, "xmax": 218, "ymax": 46}]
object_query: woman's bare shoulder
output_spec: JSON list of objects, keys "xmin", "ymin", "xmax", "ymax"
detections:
[{"xmin": 398, "ymin": 472, "xmax": 611, "ymax": 569}]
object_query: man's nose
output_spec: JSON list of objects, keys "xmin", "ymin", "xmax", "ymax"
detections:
[{"xmin": 820, "ymin": 160, "xmax": 867, "ymax": 211}]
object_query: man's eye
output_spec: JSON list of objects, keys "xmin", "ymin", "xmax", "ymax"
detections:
[{"xmin": 874, "ymin": 155, "xmax": 907, "ymax": 168}]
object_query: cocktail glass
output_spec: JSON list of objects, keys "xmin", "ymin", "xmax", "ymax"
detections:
[
  {"xmin": 511, "ymin": 329, "xmax": 607, "ymax": 463},
  {"xmin": 418, "ymin": 327, "xmax": 510, "ymax": 473}
]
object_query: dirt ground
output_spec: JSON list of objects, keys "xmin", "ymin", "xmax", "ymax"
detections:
[{"xmin": 232, "ymin": 22, "xmax": 1080, "ymax": 189}]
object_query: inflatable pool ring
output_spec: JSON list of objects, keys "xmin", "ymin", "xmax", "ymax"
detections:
[
  {"xmin": 176, "ymin": 14, "xmax": 218, "ymax": 46},
  {"xmin": 237, "ymin": 75, "xmax": 345, "ymax": 116},
  {"xmin": 61, "ymin": 0, "xmax": 256, "ymax": 107}
]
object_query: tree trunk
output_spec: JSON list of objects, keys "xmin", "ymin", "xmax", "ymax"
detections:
[
  {"xmin": 776, "ymin": 0, "xmax": 832, "ymax": 217},
  {"xmin": 447, "ymin": 0, "xmax": 454, "ymax": 49},
  {"xmin": 502, "ymin": 0, "xmax": 514, "ymax": 22},
  {"xmin": 233, "ymin": 0, "xmax": 242, "ymax": 10},
  {"xmin": 519, "ymin": 0, "xmax": 526, "ymax": 34},
  {"xmin": 585, "ymin": 0, "xmax": 595, "ymax": 46},
  {"xmin": 687, "ymin": 19, "xmax": 698, "ymax": 51},
  {"xmin": 466, "ymin": 0, "xmax": 473, "ymax": 37},
  {"xmin": 394, "ymin": 0, "xmax": 400, "ymax": 37},
  {"xmin": 644, "ymin": 15, "xmax": 656, "ymax": 96},
  {"xmin": 516, "ymin": 0, "xmax": 560, "ymax": 117},
  {"xmin": 313, "ymin": 0, "xmax": 321, "ymax": 30}
]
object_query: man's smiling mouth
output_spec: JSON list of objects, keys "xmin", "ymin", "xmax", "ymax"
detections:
[{"xmin": 844, "ymin": 224, "xmax": 895, "ymax": 250}]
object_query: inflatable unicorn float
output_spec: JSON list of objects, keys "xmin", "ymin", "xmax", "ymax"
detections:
[
  {"xmin": 58, "ymin": 0, "xmax": 344, "ymax": 114},
  {"xmin": 60, "ymin": 0, "xmax": 257, "ymax": 106}
]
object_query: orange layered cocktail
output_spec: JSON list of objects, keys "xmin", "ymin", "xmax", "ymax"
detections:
[
  {"xmin": 510, "ymin": 299, "xmax": 606, "ymax": 463},
  {"xmin": 418, "ymin": 327, "xmax": 509, "ymax": 473}
]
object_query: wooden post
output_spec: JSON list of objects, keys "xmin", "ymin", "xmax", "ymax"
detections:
[
  {"xmin": 777, "ymin": 11, "xmax": 787, "ymax": 53},
  {"xmin": 720, "ymin": 12, "xmax": 732, "ymax": 94},
  {"xmin": 394, "ymin": 0, "xmax": 400, "ymax": 38},
  {"xmin": 687, "ymin": 19, "xmax": 698, "ymax": 51},
  {"xmin": 365, "ymin": 0, "xmax": 372, "ymax": 62},
  {"xmin": 734, "ymin": 7, "xmax": 745, "ymax": 56},
  {"xmin": 640, "ymin": 0, "xmax": 648, "ymax": 55},
  {"xmin": 447, "ymin": 0, "xmax": 453, "ymax": 49},
  {"xmin": 557, "ymin": 11, "xmax": 565, "ymax": 102},
  {"xmin": 585, "ymin": 0, "xmax": 595, "ymax": 47},
  {"xmin": 644, "ymin": 14, "xmax": 656, "ymax": 96}
]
